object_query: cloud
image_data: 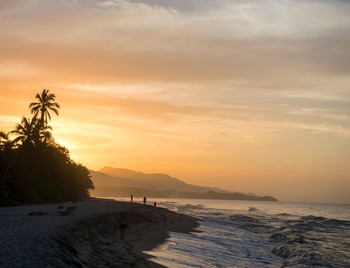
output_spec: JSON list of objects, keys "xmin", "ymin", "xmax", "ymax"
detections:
[
  {"xmin": 1, "ymin": 0, "xmax": 349, "ymax": 85},
  {"xmin": 0, "ymin": 61, "xmax": 39, "ymax": 77},
  {"xmin": 56, "ymin": 87, "xmax": 210, "ymax": 122},
  {"xmin": 1, "ymin": 0, "xmax": 350, "ymax": 202}
]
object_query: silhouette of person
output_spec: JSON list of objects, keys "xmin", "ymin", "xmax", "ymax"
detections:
[
  {"xmin": 119, "ymin": 213, "xmax": 128, "ymax": 240},
  {"xmin": 154, "ymin": 201, "xmax": 157, "ymax": 207},
  {"xmin": 131, "ymin": 194, "xmax": 133, "ymax": 203},
  {"xmin": 143, "ymin": 196, "xmax": 147, "ymax": 205}
]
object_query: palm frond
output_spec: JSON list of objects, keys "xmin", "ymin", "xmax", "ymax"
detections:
[
  {"xmin": 51, "ymin": 107, "xmax": 60, "ymax": 116},
  {"xmin": 12, "ymin": 136, "xmax": 24, "ymax": 144},
  {"xmin": 0, "ymin": 131, "xmax": 7, "ymax": 139},
  {"xmin": 30, "ymin": 89, "xmax": 60, "ymax": 126}
]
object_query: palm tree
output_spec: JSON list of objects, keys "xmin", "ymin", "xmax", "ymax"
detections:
[
  {"xmin": 0, "ymin": 131, "xmax": 7, "ymax": 146},
  {"xmin": 29, "ymin": 89, "xmax": 60, "ymax": 128},
  {"xmin": 1, "ymin": 131, "xmax": 14, "ymax": 183},
  {"xmin": 9, "ymin": 117, "xmax": 38, "ymax": 146},
  {"xmin": 41, "ymin": 129, "xmax": 55, "ymax": 146},
  {"xmin": 0, "ymin": 131, "xmax": 7, "ymax": 151},
  {"xmin": 0, "ymin": 131, "xmax": 13, "ymax": 151},
  {"xmin": 9, "ymin": 117, "xmax": 53, "ymax": 146}
]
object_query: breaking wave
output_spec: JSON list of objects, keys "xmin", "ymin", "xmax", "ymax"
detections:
[{"xmin": 154, "ymin": 199, "xmax": 350, "ymax": 267}]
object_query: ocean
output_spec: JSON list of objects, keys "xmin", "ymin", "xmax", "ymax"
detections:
[{"xmin": 137, "ymin": 199, "xmax": 350, "ymax": 268}]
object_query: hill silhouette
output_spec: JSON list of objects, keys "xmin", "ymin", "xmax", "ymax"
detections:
[{"xmin": 91, "ymin": 167, "xmax": 278, "ymax": 201}]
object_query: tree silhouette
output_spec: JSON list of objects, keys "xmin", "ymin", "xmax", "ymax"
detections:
[
  {"xmin": 0, "ymin": 131, "xmax": 13, "ymax": 152},
  {"xmin": 0, "ymin": 131, "xmax": 7, "ymax": 149},
  {"xmin": 0, "ymin": 131, "xmax": 6, "ymax": 140},
  {"xmin": 9, "ymin": 117, "xmax": 38, "ymax": 147},
  {"xmin": 29, "ymin": 89, "xmax": 60, "ymax": 128},
  {"xmin": 0, "ymin": 89, "xmax": 93, "ymax": 205},
  {"xmin": 9, "ymin": 117, "xmax": 53, "ymax": 146}
]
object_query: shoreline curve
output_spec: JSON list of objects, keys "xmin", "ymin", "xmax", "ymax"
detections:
[{"xmin": 0, "ymin": 198, "xmax": 199, "ymax": 267}]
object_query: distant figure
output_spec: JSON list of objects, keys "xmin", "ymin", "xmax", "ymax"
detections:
[
  {"xmin": 143, "ymin": 196, "xmax": 147, "ymax": 205},
  {"xmin": 154, "ymin": 202, "xmax": 157, "ymax": 207},
  {"xmin": 131, "ymin": 194, "xmax": 133, "ymax": 203},
  {"xmin": 119, "ymin": 213, "xmax": 128, "ymax": 240}
]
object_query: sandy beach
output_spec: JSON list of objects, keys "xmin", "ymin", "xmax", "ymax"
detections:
[{"xmin": 0, "ymin": 198, "xmax": 199, "ymax": 267}]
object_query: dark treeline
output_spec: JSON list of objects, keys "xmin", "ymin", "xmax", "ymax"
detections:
[{"xmin": 0, "ymin": 89, "xmax": 94, "ymax": 206}]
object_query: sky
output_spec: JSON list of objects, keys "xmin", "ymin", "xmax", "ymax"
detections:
[{"xmin": 0, "ymin": 0, "xmax": 349, "ymax": 204}]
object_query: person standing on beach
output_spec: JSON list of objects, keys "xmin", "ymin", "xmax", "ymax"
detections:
[
  {"xmin": 119, "ymin": 212, "xmax": 128, "ymax": 240},
  {"xmin": 131, "ymin": 194, "xmax": 133, "ymax": 203},
  {"xmin": 143, "ymin": 196, "xmax": 147, "ymax": 205}
]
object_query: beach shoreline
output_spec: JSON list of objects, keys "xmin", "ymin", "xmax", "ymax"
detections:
[{"xmin": 0, "ymin": 198, "xmax": 199, "ymax": 267}]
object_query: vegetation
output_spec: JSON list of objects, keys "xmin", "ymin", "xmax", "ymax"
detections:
[{"xmin": 0, "ymin": 89, "xmax": 94, "ymax": 206}]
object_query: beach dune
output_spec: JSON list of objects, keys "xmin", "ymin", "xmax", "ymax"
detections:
[{"xmin": 0, "ymin": 198, "xmax": 198, "ymax": 267}]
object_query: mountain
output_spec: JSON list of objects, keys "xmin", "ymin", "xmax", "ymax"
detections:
[
  {"xmin": 97, "ymin": 167, "xmax": 229, "ymax": 193},
  {"xmin": 90, "ymin": 167, "xmax": 278, "ymax": 201}
]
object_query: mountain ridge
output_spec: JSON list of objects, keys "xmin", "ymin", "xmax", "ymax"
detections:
[
  {"xmin": 98, "ymin": 167, "xmax": 230, "ymax": 193},
  {"xmin": 90, "ymin": 167, "xmax": 278, "ymax": 201}
]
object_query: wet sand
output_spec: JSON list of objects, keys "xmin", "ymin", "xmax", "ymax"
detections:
[{"xmin": 0, "ymin": 198, "xmax": 199, "ymax": 267}]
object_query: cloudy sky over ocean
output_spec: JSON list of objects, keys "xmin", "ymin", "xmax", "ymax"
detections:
[{"xmin": 1, "ymin": 0, "xmax": 349, "ymax": 203}]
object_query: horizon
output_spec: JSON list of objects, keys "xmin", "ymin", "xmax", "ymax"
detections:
[
  {"xmin": 1, "ymin": 0, "xmax": 349, "ymax": 204},
  {"xmin": 92, "ymin": 165, "xmax": 350, "ymax": 205}
]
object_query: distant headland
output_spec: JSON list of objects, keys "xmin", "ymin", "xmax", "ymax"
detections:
[{"xmin": 90, "ymin": 167, "xmax": 278, "ymax": 202}]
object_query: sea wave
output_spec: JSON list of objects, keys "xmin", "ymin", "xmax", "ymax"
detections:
[
  {"xmin": 269, "ymin": 215, "xmax": 350, "ymax": 267},
  {"xmin": 225, "ymin": 211, "xmax": 350, "ymax": 267},
  {"xmin": 150, "ymin": 199, "xmax": 350, "ymax": 267},
  {"xmin": 176, "ymin": 204, "xmax": 206, "ymax": 212}
]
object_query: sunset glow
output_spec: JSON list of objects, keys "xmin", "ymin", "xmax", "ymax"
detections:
[{"xmin": 1, "ymin": 0, "xmax": 349, "ymax": 203}]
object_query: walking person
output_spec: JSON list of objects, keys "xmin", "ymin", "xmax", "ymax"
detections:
[
  {"xmin": 143, "ymin": 196, "xmax": 147, "ymax": 205},
  {"xmin": 119, "ymin": 212, "xmax": 128, "ymax": 240}
]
